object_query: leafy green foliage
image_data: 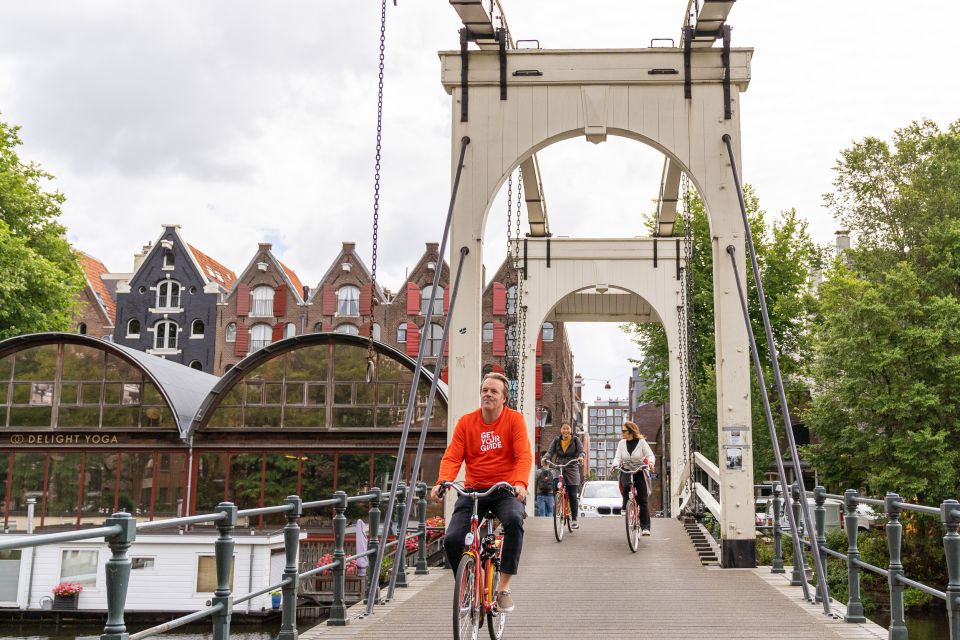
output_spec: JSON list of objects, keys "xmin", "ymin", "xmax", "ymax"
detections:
[
  {"xmin": 0, "ymin": 117, "xmax": 84, "ymax": 338},
  {"xmin": 807, "ymin": 119, "xmax": 960, "ymax": 505}
]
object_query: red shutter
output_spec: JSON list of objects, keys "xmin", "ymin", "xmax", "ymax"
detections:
[
  {"xmin": 236, "ymin": 283, "xmax": 250, "ymax": 316},
  {"xmin": 405, "ymin": 323, "xmax": 420, "ymax": 357},
  {"xmin": 492, "ymin": 322, "xmax": 506, "ymax": 356},
  {"xmin": 536, "ymin": 334, "xmax": 543, "ymax": 356},
  {"xmin": 359, "ymin": 283, "xmax": 373, "ymax": 316},
  {"xmin": 492, "ymin": 282, "xmax": 506, "ymax": 315},
  {"xmin": 322, "ymin": 285, "xmax": 337, "ymax": 316},
  {"xmin": 443, "ymin": 287, "xmax": 450, "ymax": 314},
  {"xmin": 273, "ymin": 285, "xmax": 286, "ymax": 317},
  {"xmin": 536, "ymin": 364, "xmax": 543, "ymax": 399},
  {"xmin": 441, "ymin": 368, "xmax": 448, "ymax": 384},
  {"xmin": 406, "ymin": 283, "xmax": 420, "ymax": 315},
  {"xmin": 272, "ymin": 322, "xmax": 284, "ymax": 342},
  {"xmin": 359, "ymin": 323, "xmax": 371, "ymax": 337},
  {"xmin": 492, "ymin": 364, "xmax": 505, "ymax": 375},
  {"xmin": 235, "ymin": 324, "xmax": 249, "ymax": 356}
]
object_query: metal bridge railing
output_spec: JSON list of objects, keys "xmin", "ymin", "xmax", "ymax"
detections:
[
  {"xmin": 0, "ymin": 481, "xmax": 433, "ymax": 640},
  {"xmin": 757, "ymin": 482, "xmax": 960, "ymax": 639}
]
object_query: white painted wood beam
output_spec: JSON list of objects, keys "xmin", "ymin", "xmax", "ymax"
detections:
[{"xmin": 657, "ymin": 157, "xmax": 681, "ymax": 236}]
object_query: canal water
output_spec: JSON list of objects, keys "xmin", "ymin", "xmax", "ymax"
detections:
[{"xmin": 0, "ymin": 621, "xmax": 292, "ymax": 639}]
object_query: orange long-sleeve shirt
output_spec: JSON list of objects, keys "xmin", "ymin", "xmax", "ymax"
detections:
[{"xmin": 437, "ymin": 407, "xmax": 533, "ymax": 489}]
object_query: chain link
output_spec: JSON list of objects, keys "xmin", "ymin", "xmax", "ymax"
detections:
[
  {"xmin": 515, "ymin": 169, "xmax": 525, "ymax": 413},
  {"xmin": 366, "ymin": 0, "xmax": 387, "ymax": 375},
  {"xmin": 677, "ymin": 172, "xmax": 699, "ymax": 510}
]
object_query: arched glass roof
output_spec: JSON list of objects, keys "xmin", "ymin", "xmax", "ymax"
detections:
[
  {"xmin": 191, "ymin": 333, "xmax": 447, "ymax": 435},
  {"xmin": 0, "ymin": 333, "xmax": 218, "ymax": 435}
]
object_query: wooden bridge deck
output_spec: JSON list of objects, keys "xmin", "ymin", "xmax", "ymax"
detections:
[{"xmin": 302, "ymin": 517, "xmax": 886, "ymax": 639}]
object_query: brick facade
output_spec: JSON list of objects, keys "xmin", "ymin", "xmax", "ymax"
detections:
[{"xmin": 73, "ymin": 253, "xmax": 115, "ymax": 338}]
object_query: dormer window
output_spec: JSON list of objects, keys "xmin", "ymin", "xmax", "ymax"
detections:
[
  {"xmin": 162, "ymin": 252, "xmax": 175, "ymax": 269},
  {"xmin": 337, "ymin": 285, "xmax": 360, "ymax": 316},
  {"xmin": 251, "ymin": 286, "xmax": 274, "ymax": 317},
  {"xmin": 156, "ymin": 281, "xmax": 181, "ymax": 309}
]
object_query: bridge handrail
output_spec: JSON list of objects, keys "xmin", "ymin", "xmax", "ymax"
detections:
[
  {"xmin": 760, "ymin": 484, "xmax": 960, "ymax": 637},
  {"xmin": 2, "ymin": 481, "xmax": 436, "ymax": 640}
]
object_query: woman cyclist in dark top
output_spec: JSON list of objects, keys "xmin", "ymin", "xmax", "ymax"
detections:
[{"xmin": 542, "ymin": 422, "xmax": 585, "ymax": 529}]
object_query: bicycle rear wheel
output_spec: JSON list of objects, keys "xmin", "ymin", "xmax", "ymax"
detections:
[
  {"xmin": 553, "ymin": 491, "xmax": 565, "ymax": 542},
  {"xmin": 453, "ymin": 554, "xmax": 480, "ymax": 640},
  {"xmin": 626, "ymin": 500, "xmax": 640, "ymax": 553},
  {"xmin": 486, "ymin": 564, "xmax": 506, "ymax": 640}
]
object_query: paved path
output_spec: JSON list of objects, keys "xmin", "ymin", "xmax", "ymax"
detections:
[{"xmin": 302, "ymin": 517, "xmax": 886, "ymax": 639}]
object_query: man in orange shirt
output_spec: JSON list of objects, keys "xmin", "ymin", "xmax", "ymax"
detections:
[{"xmin": 431, "ymin": 371, "xmax": 532, "ymax": 613}]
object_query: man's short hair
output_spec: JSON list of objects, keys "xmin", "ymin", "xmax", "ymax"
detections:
[{"xmin": 482, "ymin": 372, "xmax": 511, "ymax": 400}]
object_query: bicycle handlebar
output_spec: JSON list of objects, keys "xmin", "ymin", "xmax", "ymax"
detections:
[
  {"xmin": 612, "ymin": 464, "xmax": 649, "ymax": 475},
  {"xmin": 543, "ymin": 459, "xmax": 580, "ymax": 469},
  {"xmin": 438, "ymin": 481, "xmax": 516, "ymax": 499}
]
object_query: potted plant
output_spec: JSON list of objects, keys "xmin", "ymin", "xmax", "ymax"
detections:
[
  {"xmin": 52, "ymin": 582, "xmax": 83, "ymax": 610},
  {"xmin": 270, "ymin": 590, "xmax": 282, "ymax": 609}
]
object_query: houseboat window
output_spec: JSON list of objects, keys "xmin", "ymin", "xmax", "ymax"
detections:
[
  {"xmin": 196, "ymin": 555, "xmax": 233, "ymax": 593},
  {"xmin": 131, "ymin": 557, "xmax": 155, "ymax": 570},
  {"xmin": 61, "ymin": 549, "xmax": 99, "ymax": 588}
]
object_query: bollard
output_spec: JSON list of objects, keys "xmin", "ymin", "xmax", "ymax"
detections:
[
  {"xmin": 278, "ymin": 496, "xmax": 302, "ymax": 640},
  {"xmin": 885, "ymin": 493, "xmax": 908, "ymax": 640},
  {"xmin": 211, "ymin": 503, "xmax": 237, "ymax": 640},
  {"xmin": 327, "ymin": 491, "xmax": 349, "ymax": 626},
  {"xmin": 843, "ymin": 489, "xmax": 866, "ymax": 623},
  {"xmin": 941, "ymin": 499, "xmax": 960, "ymax": 640},
  {"xmin": 813, "ymin": 486, "xmax": 827, "ymax": 603},
  {"xmin": 365, "ymin": 488, "xmax": 382, "ymax": 605},
  {"xmin": 790, "ymin": 483, "xmax": 804, "ymax": 587},
  {"xmin": 394, "ymin": 483, "xmax": 409, "ymax": 589},
  {"xmin": 415, "ymin": 482, "xmax": 429, "ymax": 575},
  {"xmin": 771, "ymin": 485, "xmax": 784, "ymax": 574},
  {"xmin": 100, "ymin": 513, "xmax": 136, "ymax": 640}
]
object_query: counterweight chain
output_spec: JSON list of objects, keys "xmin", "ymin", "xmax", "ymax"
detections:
[{"xmin": 367, "ymin": 0, "xmax": 388, "ymax": 379}]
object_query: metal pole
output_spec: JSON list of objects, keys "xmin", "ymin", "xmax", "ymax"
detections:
[
  {"xmin": 415, "ymin": 482, "xmax": 429, "ymax": 575},
  {"xmin": 885, "ymin": 493, "xmax": 908, "ymax": 640},
  {"xmin": 100, "ymin": 513, "xmax": 136, "ymax": 640},
  {"xmin": 790, "ymin": 483, "xmax": 805, "ymax": 588},
  {"xmin": 723, "ymin": 133, "xmax": 829, "ymax": 610},
  {"xmin": 366, "ymin": 135, "xmax": 470, "ymax": 614},
  {"xmin": 210, "ymin": 503, "xmax": 237, "ymax": 640},
  {"xmin": 726, "ymin": 246, "xmax": 810, "ymax": 601},
  {"xmin": 327, "ymin": 492, "xmax": 348, "ymax": 626},
  {"xmin": 843, "ymin": 489, "xmax": 866, "ymax": 623},
  {"xmin": 277, "ymin": 496, "xmax": 301, "ymax": 640},
  {"xmin": 813, "ymin": 487, "xmax": 828, "ymax": 603},
  {"xmin": 771, "ymin": 486, "xmax": 784, "ymax": 574},
  {"xmin": 387, "ymin": 245, "xmax": 469, "ymax": 597},
  {"xmin": 364, "ymin": 488, "xmax": 382, "ymax": 605},
  {"xmin": 940, "ymin": 499, "xmax": 960, "ymax": 639},
  {"xmin": 393, "ymin": 483, "xmax": 409, "ymax": 589}
]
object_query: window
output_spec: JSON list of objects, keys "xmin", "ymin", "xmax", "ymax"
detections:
[
  {"xmin": 162, "ymin": 252, "xmax": 174, "ymax": 269},
  {"xmin": 126, "ymin": 319, "xmax": 141, "ymax": 337},
  {"xmin": 482, "ymin": 322, "xmax": 493, "ymax": 343},
  {"xmin": 313, "ymin": 322, "xmax": 323, "ymax": 333},
  {"xmin": 337, "ymin": 285, "xmax": 360, "ymax": 316},
  {"xmin": 542, "ymin": 322, "xmax": 555, "ymax": 342},
  {"xmin": 251, "ymin": 286, "xmax": 274, "ymax": 317},
  {"xmin": 131, "ymin": 557, "xmax": 156, "ymax": 571},
  {"xmin": 397, "ymin": 324, "xmax": 407, "ymax": 343},
  {"xmin": 335, "ymin": 324, "xmax": 359, "ymax": 336},
  {"xmin": 156, "ymin": 281, "xmax": 181, "ymax": 309},
  {"xmin": 506, "ymin": 285, "xmax": 518, "ymax": 315},
  {"xmin": 196, "ymin": 555, "xmax": 233, "ymax": 593},
  {"xmin": 284, "ymin": 323, "xmax": 296, "ymax": 338},
  {"xmin": 60, "ymin": 549, "xmax": 99, "ymax": 588},
  {"xmin": 189, "ymin": 360, "xmax": 203, "ymax": 371},
  {"xmin": 77, "ymin": 323, "xmax": 87, "ymax": 335},
  {"xmin": 225, "ymin": 322, "xmax": 237, "ymax": 342},
  {"xmin": 422, "ymin": 323, "xmax": 443, "ymax": 357},
  {"xmin": 191, "ymin": 319, "xmax": 204, "ymax": 337},
  {"xmin": 372, "ymin": 323, "xmax": 382, "ymax": 341},
  {"xmin": 506, "ymin": 324, "xmax": 518, "ymax": 354},
  {"xmin": 542, "ymin": 364, "xmax": 553, "ymax": 384},
  {"xmin": 250, "ymin": 324, "xmax": 271, "ymax": 353},
  {"xmin": 420, "ymin": 285, "xmax": 444, "ymax": 315},
  {"xmin": 153, "ymin": 320, "xmax": 179, "ymax": 350}
]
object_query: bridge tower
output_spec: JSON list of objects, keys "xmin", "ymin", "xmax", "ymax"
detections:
[{"xmin": 442, "ymin": 8, "xmax": 755, "ymax": 567}]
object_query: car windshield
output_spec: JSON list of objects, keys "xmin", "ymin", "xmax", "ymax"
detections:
[{"xmin": 582, "ymin": 483, "xmax": 621, "ymax": 498}]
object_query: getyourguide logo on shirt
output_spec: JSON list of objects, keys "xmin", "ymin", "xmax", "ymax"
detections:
[{"xmin": 479, "ymin": 430, "xmax": 503, "ymax": 452}]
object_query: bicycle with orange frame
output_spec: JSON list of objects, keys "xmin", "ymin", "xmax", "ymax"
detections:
[
  {"xmin": 439, "ymin": 481, "xmax": 515, "ymax": 640},
  {"xmin": 543, "ymin": 458, "xmax": 580, "ymax": 542},
  {"xmin": 613, "ymin": 463, "xmax": 649, "ymax": 552}
]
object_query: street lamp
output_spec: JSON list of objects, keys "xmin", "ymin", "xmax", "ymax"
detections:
[{"xmin": 575, "ymin": 376, "xmax": 611, "ymax": 390}]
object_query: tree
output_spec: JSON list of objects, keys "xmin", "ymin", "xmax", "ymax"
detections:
[
  {"xmin": 0, "ymin": 116, "xmax": 85, "ymax": 339},
  {"xmin": 623, "ymin": 186, "xmax": 818, "ymax": 476},
  {"xmin": 807, "ymin": 119, "xmax": 960, "ymax": 504}
]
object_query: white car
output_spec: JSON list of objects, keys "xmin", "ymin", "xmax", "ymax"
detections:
[{"xmin": 579, "ymin": 481, "xmax": 623, "ymax": 518}]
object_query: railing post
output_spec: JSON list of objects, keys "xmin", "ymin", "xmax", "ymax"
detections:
[
  {"xmin": 790, "ymin": 482, "xmax": 804, "ymax": 587},
  {"xmin": 211, "ymin": 502, "xmax": 237, "ymax": 640},
  {"xmin": 327, "ymin": 491, "xmax": 349, "ymax": 626},
  {"xmin": 885, "ymin": 493, "xmax": 908, "ymax": 640},
  {"xmin": 843, "ymin": 489, "xmax": 866, "ymax": 623},
  {"xmin": 941, "ymin": 499, "xmax": 960, "ymax": 640},
  {"xmin": 394, "ymin": 482, "xmax": 409, "ymax": 588},
  {"xmin": 813, "ymin": 486, "xmax": 827, "ymax": 602},
  {"xmin": 100, "ymin": 512, "xmax": 136, "ymax": 640},
  {"xmin": 415, "ymin": 482, "xmax": 429, "ymax": 575},
  {"xmin": 365, "ymin": 488, "xmax": 382, "ymax": 605},
  {"xmin": 771, "ymin": 485, "xmax": 784, "ymax": 574},
  {"xmin": 278, "ymin": 496, "xmax": 302, "ymax": 640}
]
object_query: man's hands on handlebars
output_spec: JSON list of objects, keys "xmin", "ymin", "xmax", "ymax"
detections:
[{"xmin": 431, "ymin": 481, "xmax": 526, "ymax": 502}]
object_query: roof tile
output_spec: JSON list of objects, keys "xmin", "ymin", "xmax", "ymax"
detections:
[
  {"xmin": 79, "ymin": 253, "xmax": 116, "ymax": 324},
  {"xmin": 188, "ymin": 244, "xmax": 237, "ymax": 291}
]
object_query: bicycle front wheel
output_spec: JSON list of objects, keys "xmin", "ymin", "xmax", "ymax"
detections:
[
  {"xmin": 487, "ymin": 564, "xmax": 506, "ymax": 640},
  {"xmin": 626, "ymin": 500, "xmax": 640, "ymax": 553},
  {"xmin": 553, "ymin": 491, "xmax": 565, "ymax": 542},
  {"xmin": 453, "ymin": 554, "xmax": 480, "ymax": 640}
]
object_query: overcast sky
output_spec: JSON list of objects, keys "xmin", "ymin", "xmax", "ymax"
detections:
[{"xmin": 1, "ymin": 1, "xmax": 957, "ymax": 403}]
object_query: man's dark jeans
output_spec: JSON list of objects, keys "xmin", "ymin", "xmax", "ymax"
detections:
[{"xmin": 444, "ymin": 488, "xmax": 525, "ymax": 575}]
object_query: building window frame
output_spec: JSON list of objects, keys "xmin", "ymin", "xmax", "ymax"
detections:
[
  {"xmin": 155, "ymin": 280, "xmax": 181, "ymax": 310},
  {"xmin": 250, "ymin": 286, "xmax": 275, "ymax": 317},
  {"xmin": 152, "ymin": 320, "xmax": 179, "ymax": 352},
  {"xmin": 126, "ymin": 319, "xmax": 141, "ymax": 338}
]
